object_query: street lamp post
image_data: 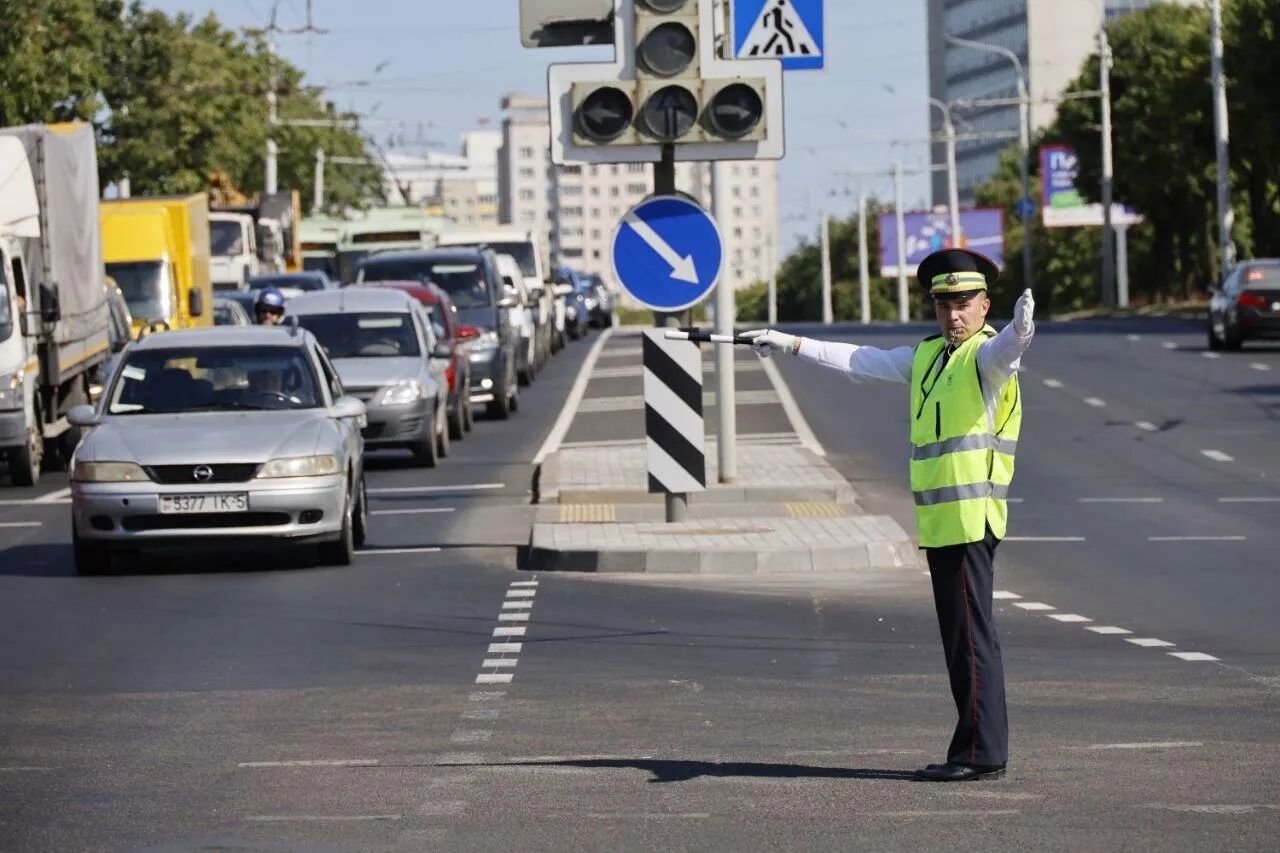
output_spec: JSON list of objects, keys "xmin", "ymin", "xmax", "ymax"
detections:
[
  {"xmin": 1099, "ymin": 25, "xmax": 1116, "ymax": 308},
  {"xmin": 1210, "ymin": 0, "xmax": 1234, "ymax": 275},
  {"xmin": 884, "ymin": 85, "xmax": 961, "ymax": 248},
  {"xmin": 946, "ymin": 34, "xmax": 1033, "ymax": 292}
]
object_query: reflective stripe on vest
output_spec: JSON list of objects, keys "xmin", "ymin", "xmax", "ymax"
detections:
[{"xmin": 908, "ymin": 326, "xmax": 1022, "ymax": 548}]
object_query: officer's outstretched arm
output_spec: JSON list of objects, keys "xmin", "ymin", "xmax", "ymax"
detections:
[{"xmin": 741, "ymin": 329, "xmax": 913, "ymax": 384}]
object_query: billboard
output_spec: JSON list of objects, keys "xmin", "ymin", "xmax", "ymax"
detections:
[
  {"xmin": 1040, "ymin": 144, "xmax": 1143, "ymax": 228},
  {"xmin": 878, "ymin": 208, "xmax": 1005, "ymax": 278}
]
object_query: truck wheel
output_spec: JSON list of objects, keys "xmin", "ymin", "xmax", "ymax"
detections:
[
  {"xmin": 73, "ymin": 526, "xmax": 112, "ymax": 575},
  {"xmin": 9, "ymin": 415, "xmax": 43, "ymax": 488}
]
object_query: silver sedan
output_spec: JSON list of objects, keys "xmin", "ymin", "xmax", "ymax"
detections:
[{"xmin": 67, "ymin": 324, "xmax": 368, "ymax": 574}]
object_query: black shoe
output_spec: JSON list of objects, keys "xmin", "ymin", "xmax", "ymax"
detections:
[{"xmin": 914, "ymin": 762, "xmax": 1006, "ymax": 782}]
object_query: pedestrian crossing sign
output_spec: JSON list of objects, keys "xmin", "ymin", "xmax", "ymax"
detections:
[{"xmin": 732, "ymin": 0, "xmax": 825, "ymax": 71}]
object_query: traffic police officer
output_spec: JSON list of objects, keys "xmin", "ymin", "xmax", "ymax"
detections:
[{"xmin": 743, "ymin": 248, "xmax": 1035, "ymax": 782}]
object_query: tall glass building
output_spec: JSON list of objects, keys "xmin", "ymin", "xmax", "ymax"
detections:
[{"xmin": 926, "ymin": 0, "xmax": 1187, "ymax": 206}]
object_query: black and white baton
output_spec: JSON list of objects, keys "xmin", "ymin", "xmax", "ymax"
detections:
[{"xmin": 663, "ymin": 330, "xmax": 756, "ymax": 345}]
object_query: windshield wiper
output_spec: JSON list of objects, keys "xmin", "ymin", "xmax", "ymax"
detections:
[{"xmin": 184, "ymin": 402, "xmax": 269, "ymax": 412}]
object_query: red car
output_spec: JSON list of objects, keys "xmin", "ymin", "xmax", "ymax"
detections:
[{"xmin": 365, "ymin": 280, "xmax": 473, "ymax": 439}]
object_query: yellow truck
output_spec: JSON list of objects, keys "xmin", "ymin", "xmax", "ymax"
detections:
[{"xmin": 99, "ymin": 194, "xmax": 212, "ymax": 335}]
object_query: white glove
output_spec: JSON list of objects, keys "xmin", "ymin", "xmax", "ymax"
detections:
[
  {"xmin": 741, "ymin": 329, "xmax": 797, "ymax": 359},
  {"xmin": 1014, "ymin": 289, "xmax": 1035, "ymax": 336}
]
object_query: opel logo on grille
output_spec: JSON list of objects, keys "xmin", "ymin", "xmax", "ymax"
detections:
[{"xmin": 193, "ymin": 465, "xmax": 214, "ymax": 482}]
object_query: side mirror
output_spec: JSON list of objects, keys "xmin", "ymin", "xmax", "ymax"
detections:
[
  {"xmin": 497, "ymin": 295, "xmax": 519, "ymax": 309},
  {"xmin": 67, "ymin": 404, "xmax": 99, "ymax": 427},
  {"xmin": 189, "ymin": 287, "xmax": 204, "ymax": 317},
  {"xmin": 331, "ymin": 395, "xmax": 366, "ymax": 420},
  {"xmin": 40, "ymin": 284, "xmax": 61, "ymax": 324},
  {"xmin": 431, "ymin": 343, "xmax": 453, "ymax": 359}
]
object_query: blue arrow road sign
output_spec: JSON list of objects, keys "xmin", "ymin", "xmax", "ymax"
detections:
[
  {"xmin": 611, "ymin": 196, "xmax": 723, "ymax": 313},
  {"xmin": 733, "ymin": 0, "xmax": 825, "ymax": 71}
]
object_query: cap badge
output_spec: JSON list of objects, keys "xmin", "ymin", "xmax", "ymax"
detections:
[{"xmin": 945, "ymin": 273, "xmax": 959, "ymax": 285}]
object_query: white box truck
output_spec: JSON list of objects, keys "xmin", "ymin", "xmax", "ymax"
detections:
[{"xmin": 0, "ymin": 123, "xmax": 112, "ymax": 486}]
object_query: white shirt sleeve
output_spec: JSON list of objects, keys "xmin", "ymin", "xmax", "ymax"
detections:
[
  {"xmin": 795, "ymin": 337, "xmax": 915, "ymax": 385},
  {"xmin": 976, "ymin": 321, "xmax": 1035, "ymax": 389}
]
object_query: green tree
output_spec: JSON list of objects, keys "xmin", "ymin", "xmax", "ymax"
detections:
[
  {"xmin": 0, "ymin": 0, "xmax": 122, "ymax": 126},
  {"xmin": 1226, "ymin": 0, "xmax": 1280, "ymax": 256}
]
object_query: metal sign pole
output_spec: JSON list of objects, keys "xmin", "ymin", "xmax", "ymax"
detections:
[{"xmin": 652, "ymin": 144, "xmax": 688, "ymax": 523}]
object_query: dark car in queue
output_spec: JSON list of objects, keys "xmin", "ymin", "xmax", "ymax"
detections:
[
  {"xmin": 1209, "ymin": 259, "xmax": 1280, "ymax": 351},
  {"xmin": 555, "ymin": 266, "xmax": 591, "ymax": 341},
  {"xmin": 363, "ymin": 280, "xmax": 473, "ymax": 440},
  {"xmin": 287, "ymin": 288, "xmax": 451, "ymax": 467},
  {"xmin": 213, "ymin": 297, "xmax": 252, "ymax": 327},
  {"xmin": 355, "ymin": 248, "xmax": 522, "ymax": 420},
  {"xmin": 248, "ymin": 271, "xmax": 337, "ymax": 298}
]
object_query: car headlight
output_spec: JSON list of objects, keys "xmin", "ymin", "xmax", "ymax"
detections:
[
  {"xmin": 377, "ymin": 380, "xmax": 427, "ymax": 406},
  {"xmin": 73, "ymin": 461, "xmax": 149, "ymax": 482},
  {"xmin": 257, "ymin": 454, "xmax": 341, "ymax": 479}
]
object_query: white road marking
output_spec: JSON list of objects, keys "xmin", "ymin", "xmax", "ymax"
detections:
[
  {"xmin": 532, "ymin": 327, "xmax": 616, "ymax": 464},
  {"xmin": 247, "ymin": 815, "xmax": 402, "ymax": 822},
  {"xmin": 475, "ymin": 672, "xmax": 514, "ymax": 684},
  {"xmin": 759, "ymin": 350, "xmax": 827, "ymax": 457},
  {"xmin": 356, "ymin": 547, "xmax": 442, "ymax": 556},
  {"xmin": 1169, "ymin": 651, "xmax": 1219, "ymax": 662},
  {"xmin": 493, "ymin": 626, "xmax": 526, "ymax": 637},
  {"xmin": 501, "ymin": 602, "xmax": 533, "ymax": 611},
  {"xmin": 1162, "ymin": 341, "xmax": 1178, "ymax": 350},
  {"xmin": 1042, "ymin": 378, "xmax": 1063, "ymax": 388},
  {"xmin": 0, "ymin": 521, "xmax": 42, "ymax": 528},
  {"xmin": 488, "ymin": 643, "xmax": 522, "ymax": 654},
  {"xmin": 1078, "ymin": 497, "xmax": 1162, "ymax": 503},
  {"xmin": 238, "ymin": 759, "xmax": 379, "ymax": 768},
  {"xmin": 498, "ymin": 612, "xmax": 530, "ymax": 622},
  {"xmin": 1084, "ymin": 397, "xmax": 1106, "ymax": 408},
  {"xmin": 510, "ymin": 580, "xmax": 539, "ymax": 587},
  {"xmin": 370, "ymin": 507, "xmax": 456, "ymax": 516},
  {"xmin": 1202, "ymin": 351, "xmax": 1221, "ymax": 360},
  {"xmin": 0, "ymin": 498, "xmax": 68, "ymax": 506},
  {"xmin": 1014, "ymin": 602, "xmax": 1056, "ymax": 611},
  {"xmin": 36, "ymin": 487, "xmax": 71, "ymax": 503},
  {"xmin": 1148, "ymin": 536, "xmax": 1245, "ymax": 542},
  {"xmin": 871, "ymin": 810, "xmax": 1021, "ymax": 818},
  {"xmin": 0, "ymin": 766, "xmax": 55, "ymax": 772},
  {"xmin": 1005, "ymin": 536, "xmax": 1086, "ymax": 542},
  {"xmin": 1086, "ymin": 626, "xmax": 1132, "ymax": 635},
  {"xmin": 993, "ymin": 591, "xmax": 1021, "ymax": 600},
  {"xmin": 1135, "ymin": 421, "xmax": 1159, "ymax": 432},
  {"xmin": 1250, "ymin": 362, "xmax": 1271, "ymax": 371},
  {"xmin": 368, "ymin": 483, "xmax": 505, "ymax": 495},
  {"xmin": 1049, "ymin": 614, "xmax": 1093, "ymax": 623},
  {"xmin": 1126, "ymin": 638, "xmax": 1175, "ymax": 648},
  {"xmin": 1218, "ymin": 497, "xmax": 1280, "ymax": 503},
  {"xmin": 1200, "ymin": 449, "xmax": 1234, "ymax": 463},
  {"xmin": 1080, "ymin": 737, "xmax": 1198, "ymax": 742},
  {"xmin": 481, "ymin": 658, "xmax": 518, "ymax": 668},
  {"xmin": 1126, "ymin": 334, "xmax": 1142, "ymax": 342},
  {"xmin": 462, "ymin": 708, "xmax": 500, "ymax": 720},
  {"xmin": 506, "ymin": 589, "xmax": 536, "ymax": 598}
]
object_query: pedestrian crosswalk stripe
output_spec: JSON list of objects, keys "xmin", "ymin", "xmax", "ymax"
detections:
[{"xmin": 740, "ymin": 0, "xmax": 821, "ymax": 58}]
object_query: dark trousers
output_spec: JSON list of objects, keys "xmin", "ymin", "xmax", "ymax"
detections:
[{"xmin": 924, "ymin": 524, "xmax": 1008, "ymax": 767}]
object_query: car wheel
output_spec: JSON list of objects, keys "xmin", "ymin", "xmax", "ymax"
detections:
[
  {"xmin": 508, "ymin": 374, "xmax": 520, "ymax": 414},
  {"xmin": 448, "ymin": 396, "xmax": 465, "ymax": 440},
  {"xmin": 463, "ymin": 388, "xmax": 474, "ymax": 432},
  {"xmin": 9, "ymin": 409, "xmax": 43, "ymax": 488},
  {"xmin": 72, "ymin": 524, "xmax": 112, "ymax": 575},
  {"xmin": 318, "ymin": 486, "xmax": 355, "ymax": 566},
  {"xmin": 486, "ymin": 379, "xmax": 511, "ymax": 420},
  {"xmin": 352, "ymin": 474, "xmax": 368, "ymax": 548},
  {"xmin": 436, "ymin": 403, "xmax": 450, "ymax": 458},
  {"xmin": 410, "ymin": 410, "xmax": 440, "ymax": 467},
  {"xmin": 1223, "ymin": 320, "xmax": 1243, "ymax": 351},
  {"xmin": 1208, "ymin": 319, "xmax": 1224, "ymax": 351}
]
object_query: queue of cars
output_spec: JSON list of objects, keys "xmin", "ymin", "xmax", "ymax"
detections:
[{"xmin": 66, "ymin": 243, "xmax": 615, "ymax": 575}]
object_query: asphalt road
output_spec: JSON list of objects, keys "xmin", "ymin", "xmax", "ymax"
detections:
[{"xmin": 1, "ymin": 318, "xmax": 1278, "ymax": 851}]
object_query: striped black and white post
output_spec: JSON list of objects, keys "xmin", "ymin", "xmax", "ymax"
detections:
[{"xmin": 643, "ymin": 329, "xmax": 706, "ymax": 520}]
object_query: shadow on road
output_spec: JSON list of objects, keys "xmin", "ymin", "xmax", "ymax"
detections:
[{"xmin": 441, "ymin": 757, "xmax": 918, "ymax": 784}]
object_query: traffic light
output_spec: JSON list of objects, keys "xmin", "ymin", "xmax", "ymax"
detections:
[{"xmin": 548, "ymin": 0, "xmax": 783, "ymax": 164}]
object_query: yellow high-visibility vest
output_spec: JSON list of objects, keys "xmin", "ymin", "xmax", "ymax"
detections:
[{"xmin": 908, "ymin": 325, "xmax": 1022, "ymax": 547}]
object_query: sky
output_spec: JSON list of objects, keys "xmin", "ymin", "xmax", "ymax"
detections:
[{"xmin": 150, "ymin": 0, "xmax": 935, "ymax": 253}]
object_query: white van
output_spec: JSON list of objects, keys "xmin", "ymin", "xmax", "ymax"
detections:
[{"xmin": 494, "ymin": 253, "xmax": 539, "ymax": 383}]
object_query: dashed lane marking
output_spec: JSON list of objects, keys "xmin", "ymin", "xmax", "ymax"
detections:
[
  {"xmin": 1200, "ymin": 449, "xmax": 1235, "ymax": 463},
  {"xmin": 36, "ymin": 487, "xmax": 71, "ymax": 503},
  {"xmin": 1219, "ymin": 497, "xmax": 1280, "ymax": 503},
  {"xmin": 1084, "ymin": 397, "xmax": 1107, "ymax": 408},
  {"xmin": 1149, "ymin": 536, "xmax": 1245, "ymax": 542},
  {"xmin": 1013, "ymin": 602, "xmax": 1056, "ymax": 611},
  {"xmin": 1169, "ymin": 651, "xmax": 1219, "ymax": 662},
  {"xmin": 992, "ymin": 591, "xmax": 1021, "ymax": 600},
  {"xmin": 1042, "ymin": 378, "xmax": 1063, "ymax": 388},
  {"xmin": 1078, "ymin": 497, "xmax": 1162, "ymax": 503},
  {"xmin": 247, "ymin": 815, "xmax": 402, "ymax": 823},
  {"xmin": 493, "ymin": 626, "xmax": 526, "ymax": 637},
  {"xmin": 1126, "ymin": 638, "xmax": 1176, "ymax": 648},
  {"xmin": 1202, "ymin": 352, "xmax": 1221, "ymax": 360},
  {"xmin": 368, "ymin": 483, "xmax": 505, "ymax": 495},
  {"xmin": 506, "ymin": 589, "xmax": 536, "ymax": 598},
  {"xmin": 1086, "ymin": 626, "xmax": 1132, "ymax": 635},
  {"xmin": 488, "ymin": 643, "xmax": 522, "ymax": 653},
  {"xmin": 1250, "ymin": 362, "xmax": 1271, "ymax": 371},
  {"xmin": 1049, "ymin": 614, "xmax": 1093, "ymax": 623},
  {"xmin": 0, "ymin": 522, "xmax": 42, "ymax": 528},
  {"xmin": 1135, "ymin": 421, "xmax": 1159, "ymax": 432},
  {"xmin": 1005, "ymin": 536, "xmax": 1086, "ymax": 542},
  {"xmin": 371, "ymin": 508, "xmax": 456, "ymax": 516},
  {"xmin": 1162, "ymin": 342, "xmax": 1178, "ymax": 350},
  {"xmin": 498, "ymin": 613, "xmax": 531, "ymax": 622},
  {"xmin": 356, "ymin": 547, "xmax": 442, "ymax": 557},
  {"xmin": 475, "ymin": 672, "xmax": 514, "ymax": 685},
  {"xmin": 1084, "ymin": 741, "xmax": 1202, "ymax": 750},
  {"xmin": 501, "ymin": 601, "xmax": 533, "ymax": 610},
  {"xmin": 239, "ymin": 759, "xmax": 379, "ymax": 768}
]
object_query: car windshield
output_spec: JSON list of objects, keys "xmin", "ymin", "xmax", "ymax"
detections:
[
  {"xmin": 107, "ymin": 346, "xmax": 320, "ymax": 415},
  {"xmin": 485, "ymin": 242, "xmax": 537, "ymax": 278},
  {"xmin": 360, "ymin": 260, "xmax": 492, "ymax": 309},
  {"xmin": 251, "ymin": 274, "xmax": 326, "ymax": 292},
  {"xmin": 0, "ymin": 262, "xmax": 13, "ymax": 344},
  {"xmin": 107, "ymin": 261, "xmax": 172, "ymax": 322},
  {"xmin": 210, "ymin": 220, "xmax": 243, "ymax": 256},
  {"xmin": 296, "ymin": 312, "xmax": 421, "ymax": 359}
]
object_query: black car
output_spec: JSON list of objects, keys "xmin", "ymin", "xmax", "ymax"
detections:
[
  {"xmin": 356, "ymin": 248, "xmax": 521, "ymax": 419},
  {"xmin": 1209, "ymin": 259, "xmax": 1280, "ymax": 350},
  {"xmin": 555, "ymin": 267, "xmax": 592, "ymax": 341}
]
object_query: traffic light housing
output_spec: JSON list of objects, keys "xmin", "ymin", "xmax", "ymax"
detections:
[{"xmin": 548, "ymin": 0, "xmax": 783, "ymax": 164}]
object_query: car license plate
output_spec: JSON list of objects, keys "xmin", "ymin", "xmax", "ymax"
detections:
[{"xmin": 158, "ymin": 493, "xmax": 249, "ymax": 514}]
